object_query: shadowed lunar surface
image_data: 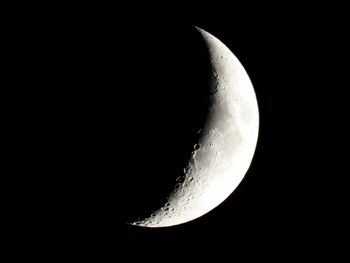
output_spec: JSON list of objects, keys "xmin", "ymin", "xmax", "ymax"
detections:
[{"xmin": 56, "ymin": 24, "xmax": 213, "ymax": 223}]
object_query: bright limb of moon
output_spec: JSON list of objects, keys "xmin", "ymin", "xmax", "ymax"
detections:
[{"xmin": 130, "ymin": 27, "xmax": 259, "ymax": 227}]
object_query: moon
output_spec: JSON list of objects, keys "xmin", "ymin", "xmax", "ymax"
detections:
[{"xmin": 129, "ymin": 26, "xmax": 259, "ymax": 228}]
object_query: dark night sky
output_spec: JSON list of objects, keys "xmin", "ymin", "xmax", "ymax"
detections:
[{"xmin": 7, "ymin": 3, "xmax": 347, "ymax": 259}]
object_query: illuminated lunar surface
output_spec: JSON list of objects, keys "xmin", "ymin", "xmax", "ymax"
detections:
[{"xmin": 130, "ymin": 27, "xmax": 259, "ymax": 227}]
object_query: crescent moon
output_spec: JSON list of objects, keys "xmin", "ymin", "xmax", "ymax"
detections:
[{"xmin": 130, "ymin": 26, "xmax": 259, "ymax": 227}]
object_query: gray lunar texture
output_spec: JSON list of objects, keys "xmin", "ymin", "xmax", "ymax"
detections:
[{"xmin": 131, "ymin": 27, "xmax": 259, "ymax": 227}]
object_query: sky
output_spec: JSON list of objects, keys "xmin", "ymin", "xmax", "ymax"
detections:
[{"xmin": 9, "ymin": 4, "xmax": 345, "ymax": 259}]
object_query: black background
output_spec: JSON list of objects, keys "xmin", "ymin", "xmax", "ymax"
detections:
[{"xmin": 5, "ymin": 3, "xmax": 348, "ymax": 260}]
